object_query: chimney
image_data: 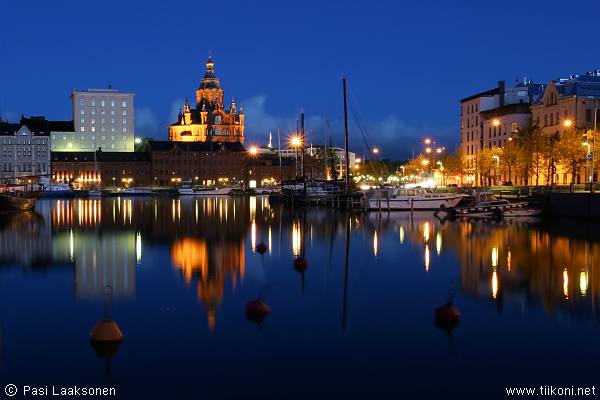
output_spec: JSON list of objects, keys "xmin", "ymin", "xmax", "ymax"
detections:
[{"xmin": 498, "ymin": 80, "xmax": 505, "ymax": 107}]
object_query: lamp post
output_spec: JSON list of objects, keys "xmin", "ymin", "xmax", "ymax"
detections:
[{"xmin": 492, "ymin": 155, "xmax": 500, "ymax": 186}]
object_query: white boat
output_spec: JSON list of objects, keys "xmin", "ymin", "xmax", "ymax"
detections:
[
  {"xmin": 193, "ymin": 186, "xmax": 232, "ymax": 195},
  {"xmin": 364, "ymin": 188, "xmax": 463, "ymax": 211},
  {"xmin": 42, "ymin": 182, "xmax": 75, "ymax": 198},
  {"xmin": 89, "ymin": 189, "xmax": 102, "ymax": 197},
  {"xmin": 178, "ymin": 187, "xmax": 196, "ymax": 196},
  {"xmin": 119, "ymin": 187, "xmax": 153, "ymax": 196}
]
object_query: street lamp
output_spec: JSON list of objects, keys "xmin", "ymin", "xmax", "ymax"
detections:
[
  {"xmin": 248, "ymin": 146, "xmax": 258, "ymax": 156},
  {"xmin": 492, "ymin": 155, "xmax": 500, "ymax": 186},
  {"xmin": 372, "ymin": 147, "xmax": 380, "ymax": 155}
]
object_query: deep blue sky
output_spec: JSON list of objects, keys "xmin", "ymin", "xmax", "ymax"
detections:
[{"xmin": 1, "ymin": 0, "xmax": 598, "ymax": 159}]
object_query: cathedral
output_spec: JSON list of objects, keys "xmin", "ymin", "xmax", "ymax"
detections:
[{"xmin": 169, "ymin": 56, "xmax": 245, "ymax": 144}]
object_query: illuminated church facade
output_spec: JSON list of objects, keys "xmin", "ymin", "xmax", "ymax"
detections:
[{"xmin": 169, "ymin": 56, "xmax": 245, "ymax": 144}]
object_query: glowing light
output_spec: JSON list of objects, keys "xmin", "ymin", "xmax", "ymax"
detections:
[
  {"xmin": 268, "ymin": 226, "xmax": 272, "ymax": 254},
  {"xmin": 491, "ymin": 246, "xmax": 498, "ymax": 267},
  {"xmin": 290, "ymin": 136, "xmax": 302, "ymax": 147},
  {"xmin": 292, "ymin": 221, "xmax": 302, "ymax": 256},
  {"xmin": 134, "ymin": 137, "xmax": 142, "ymax": 144},
  {"xmin": 424, "ymin": 138, "xmax": 431, "ymax": 145},
  {"xmin": 251, "ymin": 219, "xmax": 256, "ymax": 251},
  {"xmin": 248, "ymin": 146, "xmax": 258, "ymax": 156},
  {"xmin": 423, "ymin": 222, "xmax": 430, "ymax": 242},
  {"xmin": 563, "ymin": 269, "xmax": 569, "ymax": 299},
  {"xmin": 372, "ymin": 147, "xmax": 379, "ymax": 154},
  {"xmin": 507, "ymin": 250, "xmax": 512, "ymax": 271},
  {"xmin": 424, "ymin": 245, "xmax": 430, "ymax": 272},
  {"xmin": 492, "ymin": 270, "xmax": 499, "ymax": 299},
  {"xmin": 436, "ymin": 232, "xmax": 442, "ymax": 255},
  {"xmin": 373, "ymin": 231, "xmax": 378, "ymax": 257},
  {"xmin": 563, "ymin": 119, "xmax": 573, "ymax": 127},
  {"xmin": 425, "ymin": 147, "xmax": 432, "ymax": 153},
  {"xmin": 492, "ymin": 119, "xmax": 500, "ymax": 127},
  {"xmin": 69, "ymin": 229, "xmax": 74, "ymax": 261},
  {"xmin": 421, "ymin": 159, "xmax": 430, "ymax": 166},
  {"xmin": 436, "ymin": 148, "xmax": 442, "ymax": 154},
  {"xmin": 580, "ymin": 270, "xmax": 588, "ymax": 297},
  {"xmin": 250, "ymin": 196, "xmax": 256, "ymax": 221},
  {"xmin": 136, "ymin": 231, "xmax": 142, "ymax": 264},
  {"xmin": 399, "ymin": 226, "xmax": 405, "ymax": 244}
]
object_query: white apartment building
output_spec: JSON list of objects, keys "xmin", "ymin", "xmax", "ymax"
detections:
[{"xmin": 51, "ymin": 88, "xmax": 135, "ymax": 152}]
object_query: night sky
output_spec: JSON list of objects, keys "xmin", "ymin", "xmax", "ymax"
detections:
[{"xmin": 1, "ymin": 0, "xmax": 598, "ymax": 159}]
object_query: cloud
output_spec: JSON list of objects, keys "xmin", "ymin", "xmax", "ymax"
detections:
[{"xmin": 135, "ymin": 107, "xmax": 159, "ymax": 136}]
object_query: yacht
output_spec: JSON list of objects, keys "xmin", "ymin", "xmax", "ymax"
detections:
[
  {"xmin": 119, "ymin": 187, "xmax": 153, "ymax": 196},
  {"xmin": 193, "ymin": 186, "xmax": 233, "ymax": 195},
  {"xmin": 364, "ymin": 188, "xmax": 463, "ymax": 211},
  {"xmin": 42, "ymin": 182, "xmax": 75, "ymax": 198}
]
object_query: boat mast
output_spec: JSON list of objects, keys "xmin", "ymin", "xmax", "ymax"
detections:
[
  {"xmin": 277, "ymin": 128, "xmax": 283, "ymax": 187},
  {"xmin": 343, "ymin": 78, "xmax": 350, "ymax": 191},
  {"xmin": 301, "ymin": 112, "xmax": 306, "ymax": 192}
]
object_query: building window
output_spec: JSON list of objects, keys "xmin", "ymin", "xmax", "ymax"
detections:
[
  {"xmin": 101, "ymin": 136, "xmax": 106, "ymax": 141},
  {"xmin": 80, "ymin": 110, "xmax": 85, "ymax": 115},
  {"xmin": 91, "ymin": 126, "xmax": 96, "ymax": 132},
  {"xmin": 587, "ymin": 109, "xmax": 592, "ymax": 122},
  {"xmin": 122, "ymin": 135, "xmax": 127, "ymax": 140},
  {"xmin": 122, "ymin": 127, "xmax": 127, "ymax": 133},
  {"xmin": 111, "ymin": 119, "xmax": 115, "ymax": 124},
  {"xmin": 111, "ymin": 100, "xmax": 115, "ymax": 107},
  {"xmin": 121, "ymin": 101, "xmax": 127, "ymax": 108},
  {"xmin": 91, "ymin": 119, "xmax": 95, "ymax": 124},
  {"xmin": 91, "ymin": 135, "xmax": 95, "ymax": 140},
  {"xmin": 111, "ymin": 136, "xmax": 115, "ymax": 140},
  {"xmin": 122, "ymin": 110, "xmax": 127, "ymax": 116},
  {"xmin": 511, "ymin": 122, "xmax": 517, "ymax": 132},
  {"xmin": 101, "ymin": 100, "xmax": 105, "ymax": 107},
  {"xmin": 79, "ymin": 100, "xmax": 84, "ymax": 107}
]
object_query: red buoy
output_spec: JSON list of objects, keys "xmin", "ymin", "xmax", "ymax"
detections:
[
  {"xmin": 245, "ymin": 299, "xmax": 271, "ymax": 323},
  {"xmin": 294, "ymin": 257, "xmax": 308, "ymax": 272},
  {"xmin": 434, "ymin": 302, "xmax": 460, "ymax": 331},
  {"xmin": 256, "ymin": 242, "xmax": 268, "ymax": 254}
]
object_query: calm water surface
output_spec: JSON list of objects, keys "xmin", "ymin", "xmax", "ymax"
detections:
[{"xmin": 1, "ymin": 196, "xmax": 600, "ymax": 399}]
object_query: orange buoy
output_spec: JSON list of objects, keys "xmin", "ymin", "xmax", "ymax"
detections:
[
  {"xmin": 245, "ymin": 299, "xmax": 271, "ymax": 323},
  {"xmin": 256, "ymin": 242, "xmax": 268, "ymax": 254},
  {"xmin": 90, "ymin": 319, "xmax": 123, "ymax": 342},
  {"xmin": 294, "ymin": 257, "xmax": 308, "ymax": 272}
]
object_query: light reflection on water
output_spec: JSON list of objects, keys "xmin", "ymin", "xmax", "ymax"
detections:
[{"xmin": 0, "ymin": 197, "xmax": 600, "ymax": 397}]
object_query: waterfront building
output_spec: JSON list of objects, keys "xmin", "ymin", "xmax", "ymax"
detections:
[
  {"xmin": 0, "ymin": 115, "xmax": 63, "ymax": 183},
  {"xmin": 58, "ymin": 88, "xmax": 136, "ymax": 152},
  {"xmin": 147, "ymin": 141, "xmax": 247, "ymax": 186},
  {"xmin": 531, "ymin": 71, "xmax": 600, "ymax": 185},
  {"xmin": 51, "ymin": 150, "xmax": 151, "ymax": 188},
  {"xmin": 460, "ymin": 79, "xmax": 543, "ymax": 184},
  {"xmin": 169, "ymin": 56, "xmax": 245, "ymax": 144}
]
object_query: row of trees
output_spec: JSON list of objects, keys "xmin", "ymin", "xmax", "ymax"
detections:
[
  {"xmin": 474, "ymin": 119, "xmax": 592, "ymax": 186},
  {"xmin": 399, "ymin": 119, "xmax": 595, "ymax": 187}
]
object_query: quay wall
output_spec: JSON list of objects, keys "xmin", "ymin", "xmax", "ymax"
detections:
[{"xmin": 546, "ymin": 193, "xmax": 600, "ymax": 219}]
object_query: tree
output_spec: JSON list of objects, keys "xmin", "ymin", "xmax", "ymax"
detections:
[
  {"xmin": 501, "ymin": 140, "xmax": 521, "ymax": 185},
  {"xmin": 440, "ymin": 150, "xmax": 466, "ymax": 185},
  {"xmin": 541, "ymin": 132, "xmax": 561, "ymax": 186},
  {"xmin": 558, "ymin": 127, "xmax": 586, "ymax": 190},
  {"xmin": 475, "ymin": 147, "xmax": 502, "ymax": 186},
  {"xmin": 517, "ymin": 119, "xmax": 545, "ymax": 186}
]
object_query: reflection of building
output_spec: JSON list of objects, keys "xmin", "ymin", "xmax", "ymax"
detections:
[
  {"xmin": 442, "ymin": 220, "xmax": 600, "ymax": 319},
  {"xmin": 65, "ymin": 88, "xmax": 136, "ymax": 152},
  {"xmin": 171, "ymin": 238, "xmax": 245, "ymax": 330},
  {"xmin": 51, "ymin": 199, "xmax": 138, "ymax": 299},
  {"xmin": 169, "ymin": 56, "xmax": 245, "ymax": 144},
  {"xmin": 0, "ymin": 116, "xmax": 60, "ymax": 182}
]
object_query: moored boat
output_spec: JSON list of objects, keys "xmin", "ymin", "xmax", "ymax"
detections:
[
  {"xmin": 42, "ymin": 182, "xmax": 75, "ymax": 198},
  {"xmin": 0, "ymin": 192, "xmax": 37, "ymax": 213},
  {"xmin": 114, "ymin": 187, "xmax": 153, "ymax": 196},
  {"xmin": 364, "ymin": 188, "xmax": 463, "ymax": 211}
]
